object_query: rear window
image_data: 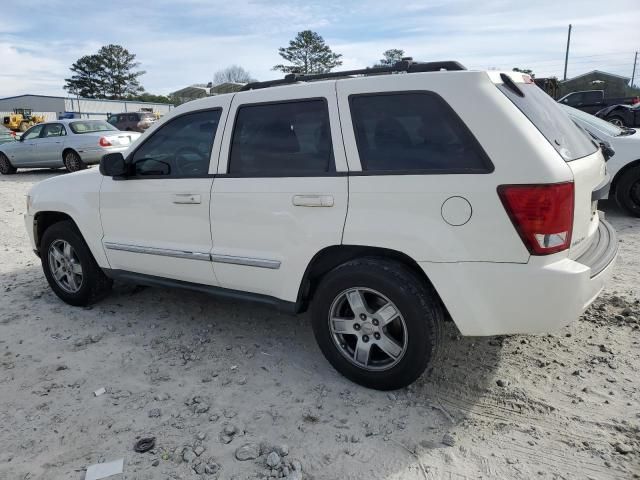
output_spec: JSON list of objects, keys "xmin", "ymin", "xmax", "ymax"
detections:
[
  {"xmin": 349, "ymin": 92, "xmax": 492, "ymax": 173},
  {"xmin": 498, "ymin": 83, "xmax": 597, "ymax": 161},
  {"xmin": 70, "ymin": 121, "xmax": 119, "ymax": 134}
]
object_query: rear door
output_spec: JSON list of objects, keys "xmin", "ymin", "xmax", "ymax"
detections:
[{"xmin": 210, "ymin": 83, "xmax": 349, "ymax": 302}]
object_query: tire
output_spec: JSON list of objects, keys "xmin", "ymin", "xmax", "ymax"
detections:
[
  {"xmin": 63, "ymin": 150, "xmax": 85, "ymax": 173},
  {"xmin": 608, "ymin": 116, "xmax": 625, "ymax": 127},
  {"xmin": 311, "ymin": 258, "xmax": 444, "ymax": 390},
  {"xmin": 615, "ymin": 165, "xmax": 640, "ymax": 217},
  {"xmin": 19, "ymin": 122, "xmax": 29, "ymax": 132},
  {"xmin": 41, "ymin": 220, "xmax": 112, "ymax": 306},
  {"xmin": 0, "ymin": 153, "xmax": 17, "ymax": 175}
]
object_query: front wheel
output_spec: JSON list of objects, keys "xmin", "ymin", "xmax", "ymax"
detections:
[
  {"xmin": 311, "ymin": 258, "xmax": 444, "ymax": 390},
  {"xmin": 41, "ymin": 220, "xmax": 112, "ymax": 306},
  {"xmin": 615, "ymin": 165, "xmax": 640, "ymax": 217},
  {"xmin": 0, "ymin": 153, "xmax": 17, "ymax": 175},
  {"xmin": 608, "ymin": 116, "xmax": 625, "ymax": 127},
  {"xmin": 63, "ymin": 150, "xmax": 85, "ymax": 172}
]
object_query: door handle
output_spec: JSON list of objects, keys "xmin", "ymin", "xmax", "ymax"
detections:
[
  {"xmin": 173, "ymin": 193, "xmax": 201, "ymax": 204},
  {"xmin": 292, "ymin": 195, "xmax": 334, "ymax": 207}
]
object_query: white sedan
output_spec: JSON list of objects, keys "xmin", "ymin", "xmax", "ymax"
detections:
[
  {"xmin": 563, "ymin": 105, "xmax": 640, "ymax": 217},
  {"xmin": 0, "ymin": 119, "xmax": 141, "ymax": 174}
]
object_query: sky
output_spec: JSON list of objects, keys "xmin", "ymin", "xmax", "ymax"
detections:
[{"xmin": 1, "ymin": 0, "xmax": 639, "ymax": 98}]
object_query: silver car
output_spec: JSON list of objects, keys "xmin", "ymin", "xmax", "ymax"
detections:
[{"xmin": 0, "ymin": 119, "xmax": 141, "ymax": 174}]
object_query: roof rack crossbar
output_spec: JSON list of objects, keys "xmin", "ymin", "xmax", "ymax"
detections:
[{"xmin": 241, "ymin": 59, "xmax": 466, "ymax": 91}]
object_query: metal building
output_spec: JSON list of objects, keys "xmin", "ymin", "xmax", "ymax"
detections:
[{"xmin": 0, "ymin": 94, "xmax": 174, "ymax": 121}]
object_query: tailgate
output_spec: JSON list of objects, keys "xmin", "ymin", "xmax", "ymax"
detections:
[{"xmin": 565, "ymin": 150, "xmax": 607, "ymax": 259}]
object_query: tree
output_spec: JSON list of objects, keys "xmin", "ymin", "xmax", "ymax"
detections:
[
  {"xmin": 375, "ymin": 49, "xmax": 405, "ymax": 67},
  {"xmin": 273, "ymin": 30, "xmax": 342, "ymax": 74},
  {"xmin": 64, "ymin": 54, "xmax": 105, "ymax": 98},
  {"xmin": 126, "ymin": 92, "xmax": 173, "ymax": 104},
  {"xmin": 213, "ymin": 65, "xmax": 256, "ymax": 85},
  {"xmin": 64, "ymin": 44, "xmax": 145, "ymax": 99},
  {"xmin": 98, "ymin": 44, "xmax": 145, "ymax": 98},
  {"xmin": 512, "ymin": 67, "xmax": 535, "ymax": 78}
]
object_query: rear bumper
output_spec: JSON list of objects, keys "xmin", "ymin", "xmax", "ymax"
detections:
[{"xmin": 421, "ymin": 218, "xmax": 618, "ymax": 336}]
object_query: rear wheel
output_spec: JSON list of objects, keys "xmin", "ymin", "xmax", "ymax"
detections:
[
  {"xmin": 615, "ymin": 165, "xmax": 640, "ymax": 217},
  {"xmin": 0, "ymin": 153, "xmax": 17, "ymax": 175},
  {"xmin": 19, "ymin": 122, "xmax": 29, "ymax": 132},
  {"xmin": 608, "ymin": 116, "xmax": 625, "ymax": 127},
  {"xmin": 63, "ymin": 150, "xmax": 85, "ymax": 172},
  {"xmin": 311, "ymin": 258, "xmax": 444, "ymax": 390},
  {"xmin": 41, "ymin": 220, "xmax": 112, "ymax": 306}
]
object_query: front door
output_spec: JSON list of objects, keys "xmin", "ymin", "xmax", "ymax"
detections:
[
  {"xmin": 36, "ymin": 123, "xmax": 66, "ymax": 165},
  {"xmin": 210, "ymin": 82, "xmax": 349, "ymax": 302},
  {"xmin": 100, "ymin": 100, "xmax": 230, "ymax": 286}
]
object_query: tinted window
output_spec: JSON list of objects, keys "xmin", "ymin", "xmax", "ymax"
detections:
[
  {"xmin": 128, "ymin": 114, "xmax": 138, "ymax": 122},
  {"xmin": 349, "ymin": 93, "xmax": 490, "ymax": 172},
  {"xmin": 499, "ymin": 83, "xmax": 598, "ymax": 161},
  {"xmin": 22, "ymin": 125, "xmax": 44, "ymax": 140},
  {"xmin": 562, "ymin": 93, "xmax": 582, "ymax": 106},
  {"xmin": 131, "ymin": 109, "xmax": 221, "ymax": 177},
  {"xmin": 42, "ymin": 123, "xmax": 66, "ymax": 137},
  {"xmin": 229, "ymin": 100, "xmax": 334, "ymax": 175},
  {"xmin": 107, "ymin": 116, "xmax": 118, "ymax": 125},
  {"xmin": 582, "ymin": 91, "xmax": 603, "ymax": 104}
]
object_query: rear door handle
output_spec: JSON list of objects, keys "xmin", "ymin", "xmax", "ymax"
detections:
[
  {"xmin": 292, "ymin": 194, "xmax": 334, "ymax": 207},
  {"xmin": 173, "ymin": 193, "xmax": 201, "ymax": 204}
]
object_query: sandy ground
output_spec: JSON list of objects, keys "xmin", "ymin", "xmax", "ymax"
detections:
[{"xmin": 1, "ymin": 169, "xmax": 639, "ymax": 480}]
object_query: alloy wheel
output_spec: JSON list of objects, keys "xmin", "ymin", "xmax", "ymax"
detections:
[
  {"xmin": 328, "ymin": 287, "xmax": 408, "ymax": 371},
  {"xmin": 48, "ymin": 239, "xmax": 83, "ymax": 293}
]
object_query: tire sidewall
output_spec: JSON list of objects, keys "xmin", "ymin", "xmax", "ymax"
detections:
[
  {"xmin": 64, "ymin": 151, "xmax": 84, "ymax": 172},
  {"xmin": 41, "ymin": 222, "xmax": 100, "ymax": 306},
  {"xmin": 311, "ymin": 261, "xmax": 439, "ymax": 390},
  {"xmin": 0, "ymin": 154, "xmax": 16, "ymax": 174},
  {"xmin": 616, "ymin": 166, "xmax": 640, "ymax": 217}
]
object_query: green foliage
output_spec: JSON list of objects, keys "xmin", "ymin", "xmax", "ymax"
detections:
[
  {"xmin": 512, "ymin": 67, "xmax": 535, "ymax": 78},
  {"xmin": 273, "ymin": 30, "xmax": 342, "ymax": 74},
  {"xmin": 375, "ymin": 49, "xmax": 405, "ymax": 67},
  {"xmin": 64, "ymin": 44, "xmax": 145, "ymax": 99},
  {"xmin": 126, "ymin": 92, "xmax": 173, "ymax": 104}
]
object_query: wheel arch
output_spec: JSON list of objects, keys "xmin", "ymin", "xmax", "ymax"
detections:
[
  {"xmin": 62, "ymin": 147, "xmax": 79, "ymax": 160},
  {"xmin": 296, "ymin": 245, "xmax": 449, "ymax": 317},
  {"xmin": 33, "ymin": 211, "xmax": 78, "ymax": 254},
  {"xmin": 610, "ymin": 158, "xmax": 640, "ymax": 195}
]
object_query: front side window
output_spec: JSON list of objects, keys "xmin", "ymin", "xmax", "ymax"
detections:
[
  {"xmin": 131, "ymin": 109, "xmax": 221, "ymax": 177},
  {"xmin": 582, "ymin": 91, "xmax": 602, "ymax": 104},
  {"xmin": 22, "ymin": 124, "xmax": 44, "ymax": 140},
  {"xmin": 349, "ymin": 93, "xmax": 491, "ymax": 173},
  {"xmin": 42, "ymin": 123, "xmax": 66, "ymax": 137},
  {"xmin": 107, "ymin": 116, "xmax": 118, "ymax": 125},
  {"xmin": 229, "ymin": 99, "xmax": 334, "ymax": 176}
]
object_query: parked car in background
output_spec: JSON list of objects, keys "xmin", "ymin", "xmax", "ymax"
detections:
[
  {"xmin": 0, "ymin": 120, "xmax": 141, "ymax": 174},
  {"xmin": 563, "ymin": 104, "xmax": 640, "ymax": 217},
  {"xmin": 24, "ymin": 62, "xmax": 617, "ymax": 390},
  {"xmin": 595, "ymin": 102, "xmax": 640, "ymax": 128},
  {"xmin": 107, "ymin": 112, "xmax": 156, "ymax": 132},
  {"xmin": 0, "ymin": 125, "xmax": 17, "ymax": 145},
  {"xmin": 558, "ymin": 90, "xmax": 639, "ymax": 114}
]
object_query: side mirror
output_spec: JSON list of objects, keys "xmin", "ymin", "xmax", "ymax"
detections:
[{"xmin": 100, "ymin": 152, "xmax": 128, "ymax": 177}]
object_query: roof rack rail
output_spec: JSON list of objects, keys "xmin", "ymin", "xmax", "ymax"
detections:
[{"xmin": 240, "ymin": 58, "xmax": 466, "ymax": 91}]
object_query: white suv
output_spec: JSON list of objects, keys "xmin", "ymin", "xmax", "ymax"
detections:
[{"xmin": 25, "ymin": 60, "xmax": 618, "ymax": 390}]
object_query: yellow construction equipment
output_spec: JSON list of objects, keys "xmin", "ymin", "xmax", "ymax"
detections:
[{"xmin": 2, "ymin": 108, "xmax": 45, "ymax": 132}]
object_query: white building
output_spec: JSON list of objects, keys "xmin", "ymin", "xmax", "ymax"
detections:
[{"xmin": 0, "ymin": 94, "xmax": 174, "ymax": 121}]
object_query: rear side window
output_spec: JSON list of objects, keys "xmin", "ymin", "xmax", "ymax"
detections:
[
  {"xmin": 499, "ymin": 83, "xmax": 597, "ymax": 161},
  {"xmin": 349, "ymin": 92, "xmax": 492, "ymax": 173},
  {"xmin": 229, "ymin": 99, "xmax": 334, "ymax": 176}
]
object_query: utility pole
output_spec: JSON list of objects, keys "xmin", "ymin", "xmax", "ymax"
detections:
[
  {"xmin": 632, "ymin": 51, "xmax": 638, "ymax": 89},
  {"xmin": 563, "ymin": 24, "xmax": 572, "ymax": 81}
]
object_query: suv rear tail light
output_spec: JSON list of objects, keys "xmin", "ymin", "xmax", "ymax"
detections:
[
  {"xmin": 99, "ymin": 137, "xmax": 112, "ymax": 147},
  {"xmin": 498, "ymin": 182, "xmax": 574, "ymax": 255}
]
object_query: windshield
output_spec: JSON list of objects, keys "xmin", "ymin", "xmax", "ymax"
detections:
[
  {"xmin": 560, "ymin": 104, "xmax": 624, "ymax": 137},
  {"xmin": 69, "ymin": 120, "xmax": 119, "ymax": 134},
  {"xmin": 498, "ymin": 83, "xmax": 598, "ymax": 161}
]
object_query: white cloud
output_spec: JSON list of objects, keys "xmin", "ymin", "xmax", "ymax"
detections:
[{"xmin": 1, "ymin": 0, "xmax": 639, "ymax": 98}]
